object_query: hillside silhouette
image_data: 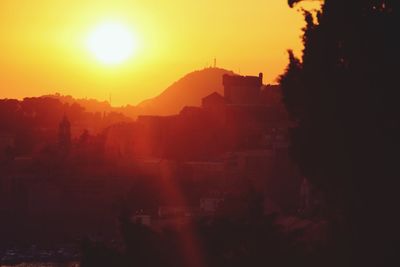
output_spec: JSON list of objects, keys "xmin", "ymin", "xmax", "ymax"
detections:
[
  {"xmin": 136, "ymin": 67, "xmax": 236, "ymax": 115},
  {"xmin": 43, "ymin": 68, "xmax": 236, "ymax": 118}
]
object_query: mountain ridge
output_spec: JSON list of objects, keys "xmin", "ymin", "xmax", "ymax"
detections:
[
  {"xmin": 136, "ymin": 67, "xmax": 236, "ymax": 115},
  {"xmin": 42, "ymin": 67, "xmax": 238, "ymax": 118}
]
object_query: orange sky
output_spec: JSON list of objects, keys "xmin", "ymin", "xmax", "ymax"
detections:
[{"xmin": 0, "ymin": 0, "xmax": 320, "ymax": 106}]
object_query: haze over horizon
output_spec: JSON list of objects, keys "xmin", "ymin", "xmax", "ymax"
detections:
[{"xmin": 0, "ymin": 0, "xmax": 320, "ymax": 106}]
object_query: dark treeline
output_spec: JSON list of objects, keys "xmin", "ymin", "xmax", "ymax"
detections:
[
  {"xmin": 281, "ymin": 0, "xmax": 399, "ymax": 266},
  {"xmin": 0, "ymin": 97, "xmax": 131, "ymax": 155},
  {"xmin": 42, "ymin": 93, "xmax": 139, "ymax": 118},
  {"xmin": 81, "ymin": 193, "xmax": 333, "ymax": 267}
]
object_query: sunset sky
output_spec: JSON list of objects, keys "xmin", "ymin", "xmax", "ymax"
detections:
[{"xmin": 0, "ymin": 0, "xmax": 320, "ymax": 106}]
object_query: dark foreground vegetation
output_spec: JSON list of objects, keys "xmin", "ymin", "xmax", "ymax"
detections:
[
  {"xmin": 81, "ymin": 198, "xmax": 345, "ymax": 267},
  {"xmin": 280, "ymin": 0, "xmax": 399, "ymax": 266}
]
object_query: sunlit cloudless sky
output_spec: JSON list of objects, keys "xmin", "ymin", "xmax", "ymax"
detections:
[{"xmin": 0, "ymin": 0, "xmax": 320, "ymax": 106}]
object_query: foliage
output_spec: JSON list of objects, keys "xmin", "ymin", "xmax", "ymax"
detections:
[
  {"xmin": 280, "ymin": 0, "xmax": 399, "ymax": 265},
  {"xmin": 0, "ymin": 97, "xmax": 130, "ymax": 155}
]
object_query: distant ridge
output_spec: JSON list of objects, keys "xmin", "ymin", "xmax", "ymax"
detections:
[
  {"xmin": 136, "ymin": 67, "xmax": 236, "ymax": 115},
  {"xmin": 41, "ymin": 93, "xmax": 138, "ymax": 119},
  {"xmin": 42, "ymin": 67, "xmax": 237, "ymax": 118},
  {"xmin": 41, "ymin": 93, "xmax": 113, "ymax": 113}
]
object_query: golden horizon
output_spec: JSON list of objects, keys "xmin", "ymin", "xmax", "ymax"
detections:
[{"xmin": 0, "ymin": 0, "xmax": 321, "ymax": 106}]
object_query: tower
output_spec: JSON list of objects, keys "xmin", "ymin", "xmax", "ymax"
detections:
[{"xmin": 223, "ymin": 73, "xmax": 263, "ymax": 105}]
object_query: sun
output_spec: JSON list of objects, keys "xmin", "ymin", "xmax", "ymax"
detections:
[{"xmin": 87, "ymin": 22, "xmax": 137, "ymax": 65}]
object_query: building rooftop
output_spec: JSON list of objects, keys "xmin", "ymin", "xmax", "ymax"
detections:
[{"xmin": 223, "ymin": 73, "xmax": 263, "ymax": 87}]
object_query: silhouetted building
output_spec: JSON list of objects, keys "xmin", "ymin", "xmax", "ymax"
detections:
[
  {"xmin": 135, "ymin": 115, "xmax": 177, "ymax": 157},
  {"xmin": 202, "ymin": 92, "xmax": 225, "ymax": 109},
  {"xmin": 131, "ymin": 212, "xmax": 152, "ymax": 226},
  {"xmin": 179, "ymin": 106, "xmax": 204, "ymax": 117},
  {"xmin": 223, "ymin": 73, "xmax": 263, "ymax": 105},
  {"xmin": 104, "ymin": 123, "xmax": 135, "ymax": 160},
  {"xmin": 201, "ymin": 92, "xmax": 226, "ymax": 125}
]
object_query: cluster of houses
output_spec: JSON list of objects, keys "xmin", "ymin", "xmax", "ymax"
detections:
[
  {"xmin": 104, "ymin": 73, "xmax": 306, "ymax": 222},
  {"xmin": 0, "ymin": 72, "xmax": 317, "ymax": 240}
]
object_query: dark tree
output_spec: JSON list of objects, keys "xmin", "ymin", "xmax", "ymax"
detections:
[
  {"xmin": 58, "ymin": 115, "xmax": 71, "ymax": 155},
  {"xmin": 280, "ymin": 0, "xmax": 399, "ymax": 265}
]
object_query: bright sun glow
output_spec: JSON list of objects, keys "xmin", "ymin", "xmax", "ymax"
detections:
[{"xmin": 87, "ymin": 22, "xmax": 137, "ymax": 65}]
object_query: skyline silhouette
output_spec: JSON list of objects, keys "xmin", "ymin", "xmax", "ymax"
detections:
[
  {"xmin": 0, "ymin": 0, "xmax": 321, "ymax": 105},
  {"xmin": 1, "ymin": 1, "xmax": 398, "ymax": 266}
]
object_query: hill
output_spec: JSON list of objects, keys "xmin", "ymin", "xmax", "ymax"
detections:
[
  {"xmin": 42, "ymin": 67, "xmax": 237, "ymax": 118},
  {"xmin": 136, "ymin": 67, "xmax": 236, "ymax": 115}
]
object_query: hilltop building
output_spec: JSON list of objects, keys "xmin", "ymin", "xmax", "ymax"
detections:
[{"xmin": 223, "ymin": 73, "xmax": 263, "ymax": 105}]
